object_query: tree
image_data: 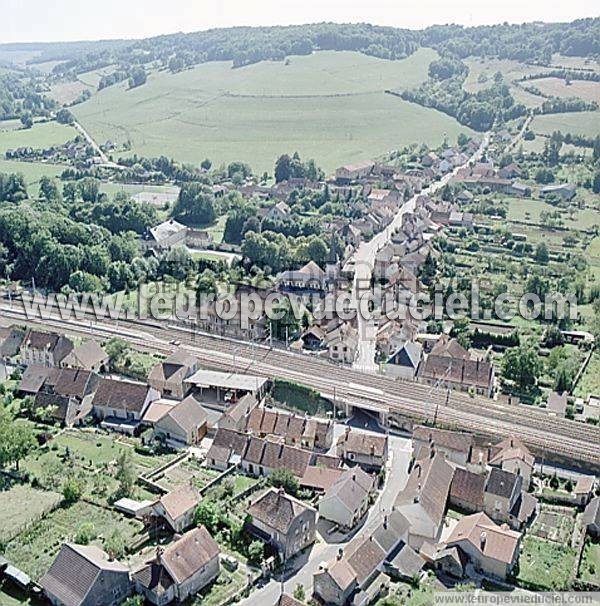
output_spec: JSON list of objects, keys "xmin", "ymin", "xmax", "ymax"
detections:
[
  {"xmin": 105, "ymin": 529, "xmax": 126, "ymax": 558},
  {"xmin": 534, "ymin": 242, "xmax": 549, "ymax": 264},
  {"xmin": 293, "ymin": 584, "xmax": 306, "ymax": 601},
  {"xmin": 62, "ymin": 477, "xmax": 83, "ymax": 503},
  {"xmin": 115, "ymin": 449, "xmax": 135, "ymax": 498},
  {"xmin": 268, "ymin": 467, "xmax": 299, "ymax": 495},
  {"xmin": 247, "ymin": 540, "xmax": 264, "ymax": 565},
  {"xmin": 201, "ymin": 158, "xmax": 212, "ymax": 170},
  {"xmin": 105, "ymin": 337, "xmax": 129, "ymax": 370},
  {"xmin": 75, "ymin": 522, "xmax": 97, "ymax": 544},
  {"xmin": 39, "ymin": 176, "xmax": 62, "ymax": 204},
  {"xmin": 20, "ymin": 113, "xmax": 33, "ymax": 129},
  {"xmin": 593, "ymin": 172, "xmax": 600, "ymax": 195},
  {"xmin": 502, "ymin": 342, "xmax": 542, "ymax": 391},
  {"xmin": 128, "ymin": 66, "xmax": 147, "ymax": 88},
  {"xmin": 172, "ymin": 183, "xmax": 216, "ymax": 226},
  {"xmin": 275, "ymin": 154, "xmax": 292, "ymax": 183},
  {"xmin": 194, "ymin": 501, "xmax": 221, "ymax": 533},
  {"xmin": 56, "ymin": 108, "xmax": 74, "ymax": 124}
]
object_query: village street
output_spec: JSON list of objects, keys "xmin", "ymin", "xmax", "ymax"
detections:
[{"xmin": 351, "ymin": 133, "xmax": 491, "ymax": 372}]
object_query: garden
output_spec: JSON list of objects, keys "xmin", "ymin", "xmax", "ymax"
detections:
[{"xmin": 516, "ymin": 535, "xmax": 577, "ymax": 590}]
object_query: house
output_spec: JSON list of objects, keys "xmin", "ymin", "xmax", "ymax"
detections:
[
  {"xmin": 412, "ymin": 425, "xmax": 474, "ymax": 467},
  {"xmin": 313, "ymin": 512, "xmax": 408, "ymax": 605},
  {"xmin": 449, "ymin": 468, "xmax": 486, "ymax": 513},
  {"xmin": 245, "ymin": 407, "xmax": 333, "ymax": 450},
  {"xmin": 92, "ymin": 378, "xmax": 160, "ymax": 425},
  {"xmin": 300, "ymin": 325, "xmax": 327, "ymax": 351},
  {"xmin": 318, "ymin": 467, "xmax": 376, "ymax": 529},
  {"xmin": 483, "ymin": 468, "xmax": 522, "ymax": 524},
  {"xmin": 152, "ymin": 396, "xmax": 208, "ymax": 447},
  {"xmin": 300, "ymin": 465, "xmax": 345, "ymax": 494},
  {"xmin": 326, "ymin": 322, "xmax": 359, "ymax": 365},
  {"xmin": 444, "ymin": 512, "xmax": 522, "ymax": 580},
  {"xmin": 17, "ymin": 364, "xmax": 58, "ymax": 397},
  {"xmin": 60, "ymin": 340, "xmax": 108, "ymax": 373},
  {"xmin": 395, "ymin": 451, "xmax": 453, "ymax": 550},
  {"xmin": 153, "ymin": 483, "xmax": 200, "ymax": 533},
  {"xmin": 31, "ymin": 367, "xmax": 99, "ymax": 427},
  {"xmin": 142, "ymin": 218, "xmax": 188, "ymax": 251},
  {"xmin": 574, "ymin": 475, "xmax": 596, "ymax": 507},
  {"xmin": 246, "ymin": 488, "xmax": 317, "ymax": 559},
  {"xmin": 456, "ymin": 190, "xmax": 474, "ymax": 204},
  {"xmin": 241, "ymin": 438, "xmax": 313, "ymax": 479},
  {"xmin": 488, "ymin": 437, "xmax": 535, "ymax": 488},
  {"xmin": 41, "ymin": 543, "xmax": 131, "ymax": 606},
  {"xmin": 134, "ymin": 526, "xmax": 220, "ymax": 605},
  {"xmin": 335, "ymin": 161, "xmax": 375, "ymax": 184},
  {"xmin": 148, "ymin": 349, "xmax": 199, "ymax": 400},
  {"xmin": 540, "ymin": 183, "xmax": 576, "ymax": 201},
  {"xmin": 385, "ymin": 543, "xmax": 425, "ymax": 582},
  {"xmin": 547, "ymin": 391, "xmax": 568, "ymax": 418},
  {"xmin": 498, "ymin": 163, "xmax": 522, "ymax": 179},
  {"xmin": 417, "ymin": 354, "xmax": 495, "ymax": 397},
  {"xmin": 265, "ymin": 201, "xmax": 291, "ymax": 221},
  {"xmin": 278, "ymin": 260, "xmax": 326, "ymax": 293},
  {"xmin": 0, "ymin": 325, "xmax": 25, "ymax": 361},
  {"xmin": 205, "ymin": 428, "xmax": 249, "ymax": 471},
  {"xmin": 20, "ymin": 329, "xmax": 73, "ymax": 367},
  {"xmin": 583, "ymin": 497, "xmax": 600, "ymax": 538},
  {"xmin": 337, "ymin": 428, "xmax": 388, "ymax": 471}
]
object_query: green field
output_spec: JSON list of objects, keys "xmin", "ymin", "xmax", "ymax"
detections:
[
  {"xmin": 506, "ymin": 197, "xmax": 600, "ymax": 231},
  {"xmin": 0, "ymin": 482, "xmax": 62, "ymax": 543},
  {"xmin": 531, "ymin": 112, "xmax": 600, "ymax": 138},
  {"xmin": 72, "ymin": 48, "xmax": 473, "ymax": 174},
  {"xmin": 580, "ymin": 542, "xmax": 600, "ymax": 586},
  {"xmin": 527, "ymin": 78, "xmax": 600, "ymax": 103},
  {"xmin": 0, "ymin": 159, "xmax": 67, "ymax": 187},
  {"xmin": 516, "ymin": 536, "xmax": 577, "ymax": 590},
  {"xmin": 0, "ymin": 120, "xmax": 75, "ymax": 154}
]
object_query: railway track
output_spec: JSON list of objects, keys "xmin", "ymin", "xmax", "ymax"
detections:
[{"xmin": 2, "ymin": 305, "xmax": 599, "ymax": 468}]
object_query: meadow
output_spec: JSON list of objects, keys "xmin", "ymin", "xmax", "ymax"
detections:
[
  {"xmin": 0, "ymin": 120, "xmax": 75, "ymax": 155},
  {"xmin": 530, "ymin": 111, "xmax": 600, "ymax": 138},
  {"xmin": 72, "ymin": 48, "xmax": 474, "ymax": 174},
  {"xmin": 526, "ymin": 77, "xmax": 600, "ymax": 103}
]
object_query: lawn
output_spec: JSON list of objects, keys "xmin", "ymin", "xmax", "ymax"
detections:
[
  {"xmin": 531, "ymin": 111, "xmax": 600, "ymax": 138},
  {"xmin": 0, "ymin": 158, "xmax": 67, "ymax": 187},
  {"xmin": 0, "ymin": 120, "xmax": 76, "ymax": 155},
  {"xmin": 0, "ymin": 481, "xmax": 62, "ymax": 543},
  {"xmin": 580, "ymin": 541, "xmax": 600, "ymax": 586},
  {"xmin": 506, "ymin": 197, "xmax": 600, "ymax": 231},
  {"xmin": 516, "ymin": 536, "xmax": 577, "ymax": 590},
  {"xmin": 189, "ymin": 567, "xmax": 249, "ymax": 606},
  {"xmin": 72, "ymin": 48, "xmax": 473, "ymax": 174},
  {"xmin": 4, "ymin": 501, "xmax": 143, "ymax": 581}
]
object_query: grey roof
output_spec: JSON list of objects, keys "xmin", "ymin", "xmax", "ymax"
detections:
[
  {"xmin": 322, "ymin": 467, "xmax": 375, "ymax": 513},
  {"xmin": 186, "ymin": 369, "xmax": 267, "ymax": 391},
  {"xmin": 159, "ymin": 397, "xmax": 206, "ymax": 433},
  {"xmin": 486, "ymin": 468, "xmax": 521, "ymax": 499},
  {"xmin": 583, "ymin": 497, "xmax": 600, "ymax": 530},
  {"xmin": 247, "ymin": 488, "xmax": 314, "ymax": 534},
  {"xmin": 61, "ymin": 340, "xmax": 107, "ymax": 370},
  {"xmin": 372, "ymin": 511, "xmax": 411, "ymax": 554},
  {"xmin": 389, "ymin": 341, "xmax": 422, "ymax": 369},
  {"xmin": 18, "ymin": 365, "xmax": 58, "ymax": 394},
  {"xmin": 390, "ymin": 543, "xmax": 425, "ymax": 578},
  {"xmin": 0, "ymin": 326, "xmax": 25, "ymax": 358},
  {"xmin": 40, "ymin": 544, "xmax": 128, "ymax": 606}
]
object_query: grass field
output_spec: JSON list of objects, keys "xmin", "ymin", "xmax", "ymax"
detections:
[
  {"xmin": 580, "ymin": 542, "xmax": 600, "ymax": 586},
  {"xmin": 4, "ymin": 501, "xmax": 143, "ymax": 580},
  {"xmin": 551, "ymin": 54, "xmax": 600, "ymax": 72},
  {"xmin": 531, "ymin": 111, "xmax": 600, "ymax": 138},
  {"xmin": 574, "ymin": 352, "xmax": 600, "ymax": 399},
  {"xmin": 72, "ymin": 48, "xmax": 473, "ymax": 174},
  {"xmin": 0, "ymin": 482, "xmax": 62, "ymax": 543},
  {"xmin": 526, "ymin": 78, "xmax": 600, "ymax": 103},
  {"xmin": 0, "ymin": 120, "xmax": 75, "ymax": 154},
  {"xmin": 506, "ymin": 197, "xmax": 600, "ymax": 231},
  {"xmin": 516, "ymin": 536, "xmax": 576, "ymax": 590}
]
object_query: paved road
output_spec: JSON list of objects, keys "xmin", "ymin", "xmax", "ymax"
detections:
[
  {"xmin": 350, "ymin": 134, "xmax": 491, "ymax": 372},
  {"xmin": 237, "ymin": 425, "xmax": 412, "ymax": 605}
]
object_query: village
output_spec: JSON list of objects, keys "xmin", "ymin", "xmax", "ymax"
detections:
[{"xmin": 0, "ymin": 317, "xmax": 598, "ymax": 606}]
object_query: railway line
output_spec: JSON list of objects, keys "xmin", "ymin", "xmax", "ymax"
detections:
[{"xmin": 2, "ymin": 304, "xmax": 599, "ymax": 469}]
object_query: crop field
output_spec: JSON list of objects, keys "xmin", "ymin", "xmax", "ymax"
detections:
[
  {"xmin": 72, "ymin": 48, "xmax": 473, "ymax": 174},
  {"xmin": 531, "ymin": 111, "xmax": 600, "ymax": 138},
  {"xmin": 551, "ymin": 54, "xmax": 600, "ymax": 72},
  {"xmin": 526, "ymin": 77, "xmax": 600, "ymax": 103}
]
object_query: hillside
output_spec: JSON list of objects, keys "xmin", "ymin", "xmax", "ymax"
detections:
[{"xmin": 72, "ymin": 47, "xmax": 473, "ymax": 173}]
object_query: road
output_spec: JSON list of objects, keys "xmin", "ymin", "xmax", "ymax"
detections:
[
  {"xmin": 350, "ymin": 134, "xmax": 491, "ymax": 372},
  {"xmin": 72, "ymin": 118, "xmax": 123, "ymax": 170},
  {"xmin": 1, "ymin": 303, "xmax": 598, "ymax": 469},
  {"xmin": 237, "ymin": 424, "xmax": 413, "ymax": 605}
]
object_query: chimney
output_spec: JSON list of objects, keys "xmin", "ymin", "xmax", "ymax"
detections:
[
  {"xmin": 156, "ymin": 546, "xmax": 164, "ymax": 561},
  {"xmin": 480, "ymin": 531, "xmax": 487, "ymax": 550},
  {"xmin": 383, "ymin": 515, "xmax": 388, "ymax": 529},
  {"xmin": 337, "ymin": 548, "xmax": 344, "ymax": 560}
]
